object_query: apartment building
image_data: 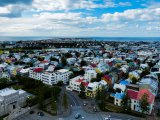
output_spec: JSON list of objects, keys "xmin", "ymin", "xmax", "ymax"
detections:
[
  {"xmin": 29, "ymin": 67, "xmax": 72, "ymax": 85},
  {"xmin": 84, "ymin": 70, "xmax": 97, "ymax": 82}
]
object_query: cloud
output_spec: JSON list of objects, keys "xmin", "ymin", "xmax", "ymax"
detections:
[
  {"xmin": 0, "ymin": 0, "xmax": 32, "ymax": 6},
  {"xmin": 32, "ymin": 0, "xmax": 131, "ymax": 11},
  {"xmin": 0, "ymin": 5, "xmax": 29, "ymax": 18},
  {"xmin": 0, "ymin": 0, "xmax": 159, "ymax": 37},
  {"xmin": 102, "ymin": 8, "xmax": 160, "ymax": 22},
  {"xmin": 0, "ymin": 0, "xmax": 32, "ymax": 18}
]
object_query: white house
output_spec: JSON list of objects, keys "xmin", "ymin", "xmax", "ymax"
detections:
[
  {"xmin": 0, "ymin": 88, "xmax": 28, "ymax": 116},
  {"xmin": 20, "ymin": 68, "xmax": 30, "ymax": 74},
  {"xmin": 127, "ymin": 88, "xmax": 155, "ymax": 114},
  {"xmin": 69, "ymin": 76, "xmax": 88, "ymax": 92},
  {"xmin": 113, "ymin": 80, "xmax": 129, "ymax": 106},
  {"xmin": 84, "ymin": 70, "xmax": 97, "ymax": 82}
]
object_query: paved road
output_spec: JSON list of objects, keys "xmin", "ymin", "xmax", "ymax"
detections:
[
  {"xmin": 62, "ymin": 90, "xmax": 139, "ymax": 120},
  {"xmin": 13, "ymin": 109, "xmax": 57, "ymax": 120},
  {"xmin": 13, "ymin": 89, "xmax": 141, "ymax": 120},
  {"xmin": 66, "ymin": 91, "xmax": 80, "ymax": 106}
]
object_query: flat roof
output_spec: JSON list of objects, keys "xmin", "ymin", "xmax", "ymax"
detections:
[
  {"xmin": 57, "ymin": 69, "xmax": 69, "ymax": 73},
  {"xmin": 0, "ymin": 88, "xmax": 17, "ymax": 97}
]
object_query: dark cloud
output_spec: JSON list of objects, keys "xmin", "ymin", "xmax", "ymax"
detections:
[
  {"xmin": 0, "ymin": 6, "xmax": 24, "ymax": 18},
  {"xmin": 0, "ymin": 0, "xmax": 32, "ymax": 6},
  {"xmin": 0, "ymin": 0, "xmax": 33, "ymax": 18}
]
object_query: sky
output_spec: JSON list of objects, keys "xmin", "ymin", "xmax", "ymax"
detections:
[{"xmin": 0, "ymin": 0, "xmax": 160, "ymax": 37}]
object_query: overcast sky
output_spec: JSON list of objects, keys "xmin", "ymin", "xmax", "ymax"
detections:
[{"xmin": 0, "ymin": 0, "xmax": 160, "ymax": 37}]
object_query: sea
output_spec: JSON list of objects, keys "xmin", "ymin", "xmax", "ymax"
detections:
[{"xmin": 0, "ymin": 36, "xmax": 160, "ymax": 42}]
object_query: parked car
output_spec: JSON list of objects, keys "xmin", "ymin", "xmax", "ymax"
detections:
[
  {"xmin": 30, "ymin": 111, "xmax": 35, "ymax": 114},
  {"xmin": 37, "ymin": 112, "xmax": 44, "ymax": 116},
  {"xmin": 75, "ymin": 113, "xmax": 81, "ymax": 119}
]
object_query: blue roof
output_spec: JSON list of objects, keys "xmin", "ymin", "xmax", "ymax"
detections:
[
  {"xmin": 114, "ymin": 93, "xmax": 124, "ymax": 99},
  {"xmin": 120, "ymin": 80, "xmax": 129, "ymax": 85}
]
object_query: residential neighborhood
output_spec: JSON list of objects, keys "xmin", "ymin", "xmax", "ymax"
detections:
[{"xmin": 0, "ymin": 39, "xmax": 160, "ymax": 120}]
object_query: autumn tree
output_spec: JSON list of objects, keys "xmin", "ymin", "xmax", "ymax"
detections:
[{"xmin": 139, "ymin": 93, "xmax": 149, "ymax": 114}]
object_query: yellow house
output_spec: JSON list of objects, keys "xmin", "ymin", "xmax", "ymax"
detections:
[{"xmin": 86, "ymin": 82, "xmax": 99, "ymax": 98}]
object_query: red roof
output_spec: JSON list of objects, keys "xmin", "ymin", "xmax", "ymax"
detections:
[
  {"xmin": 127, "ymin": 89, "xmax": 139, "ymax": 100},
  {"xmin": 103, "ymin": 75, "xmax": 111, "ymax": 80},
  {"xmin": 127, "ymin": 89, "xmax": 155, "ymax": 104},
  {"xmin": 137, "ymin": 89, "xmax": 155, "ymax": 104},
  {"xmin": 40, "ymin": 60, "xmax": 49, "ymax": 63},
  {"xmin": 76, "ymin": 79, "xmax": 84, "ymax": 83},
  {"xmin": 90, "ymin": 63, "xmax": 97, "ymax": 68},
  {"xmin": 33, "ymin": 68, "xmax": 43, "ymax": 73},
  {"xmin": 82, "ymin": 82, "xmax": 89, "ymax": 87},
  {"xmin": 108, "ymin": 62, "xmax": 113, "ymax": 66}
]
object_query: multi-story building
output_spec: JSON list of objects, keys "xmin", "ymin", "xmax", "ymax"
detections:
[
  {"xmin": 29, "ymin": 67, "xmax": 72, "ymax": 85},
  {"xmin": 69, "ymin": 76, "xmax": 89, "ymax": 92},
  {"xmin": 84, "ymin": 70, "xmax": 97, "ymax": 82},
  {"xmin": 86, "ymin": 82, "xmax": 99, "ymax": 98},
  {"xmin": 0, "ymin": 88, "xmax": 28, "ymax": 116}
]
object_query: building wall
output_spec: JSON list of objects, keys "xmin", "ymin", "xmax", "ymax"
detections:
[
  {"xmin": 114, "ymin": 98, "xmax": 122, "ymax": 106},
  {"xmin": 29, "ymin": 69, "xmax": 71, "ymax": 85},
  {"xmin": 84, "ymin": 70, "xmax": 97, "ymax": 82},
  {"xmin": 0, "ymin": 90, "xmax": 27, "ymax": 116}
]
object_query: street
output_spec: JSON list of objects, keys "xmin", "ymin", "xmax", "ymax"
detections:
[{"xmin": 13, "ymin": 90, "xmax": 141, "ymax": 120}]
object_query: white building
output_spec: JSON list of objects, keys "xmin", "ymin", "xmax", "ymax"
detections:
[
  {"xmin": 84, "ymin": 70, "xmax": 97, "ymax": 82},
  {"xmin": 113, "ymin": 80, "xmax": 129, "ymax": 106},
  {"xmin": 86, "ymin": 82, "xmax": 99, "ymax": 98},
  {"xmin": 29, "ymin": 68, "xmax": 72, "ymax": 85},
  {"xmin": 127, "ymin": 88, "xmax": 155, "ymax": 114},
  {"xmin": 69, "ymin": 76, "xmax": 88, "ymax": 92},
  {"xmin": 0, "ymin": 88, "xmax": 28, "ymax": 116}
]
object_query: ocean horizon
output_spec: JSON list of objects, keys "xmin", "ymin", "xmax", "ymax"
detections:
[{"xmin": 0, "ymin": 36, "xmax": 160, "ymax": 42}]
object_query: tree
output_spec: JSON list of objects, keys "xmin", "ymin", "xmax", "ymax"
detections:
[
  {"xmin": 26, "ymin": 96, "xmax": 38, "ymax": 107},
  {"xmin": 37, "ymin": 56, "xmax": 44, "ymax": 61},
  {"xmin": 141, "ymin": 69, "xmax": 150, "ymax": 78},
  {"xmin": 139, "ymin": 93, "xmax": 149, "ymax": 114},
  {"xmin": 131, "ymin": 76, "xmax": 138, "ymax": 84},
  {"xmin": 51, "ymin": 86, "xmax": 61, "ymax": 100},
  {"xmin": 121, "ymin": 94, "xmax": 131, "ymax": 113},
  {"xmin": 50, "ymin": 57, "xmax": 59, "ymax": 62},
  {"xmin": 63, "ymin": 92, "xmax": 68, "ymax": 109},
  {"xmin": 78, "ymin": 83, "xmax": 86, "ymax": 99},
  {"xmin": 27, "ymin": 62, "xmax": 33, "ymax": 67},
  {"xmin": 91, "ymin": 78, "xmax": 101, "ymax": 83},
  {"xmin": 51, "ymin": 96, "xmax": 57, "ymax": 114},
  {"xmin": 57, "ymin": 81, "xmax": 63, "ymax": 86},
  {"xmin": 64, "ymin": 52, "xmax": 72, "ymax": 58},
  {"xmin": 97, "ymin": 73, "xmax": 104, "ymax": 79},
  {"xmin": 97, "ymin": 86, "xmax": 106, "ymax": 111},
  {"xmin": 38, "ymin": 87, "xmax": 44, "ymax": 109},
  {"xmin": 95, "ymin": 87, "xmax": 101, "ymax": 101},
  {"xmin": 61, "ymin": 56, "xmax": 67, "ymax": 66}
]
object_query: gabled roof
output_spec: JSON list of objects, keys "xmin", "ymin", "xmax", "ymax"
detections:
[
  {"xmin": 127, "ymin": 89, "xmax": 155, "ymax": 104},
  {"xmin": 127, "ymin": 89, "xmax": 138, "ymax": 100},
  {"xmin": 137, "ymin": 89, "xmax": 155, "ymax": 104}
]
